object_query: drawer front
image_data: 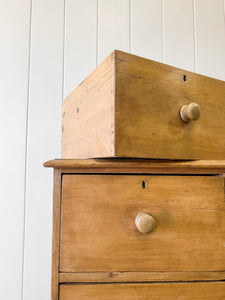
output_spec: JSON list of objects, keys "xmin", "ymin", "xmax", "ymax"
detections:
[
  {"xmin": 60, "ymin": 175, "xmax": 225, "ymax": 272},
  {"xmin": 60, "ymin": 282, "xmax": 225, "ymax": 299},
  {"xmin": 115, "ymin": 51, "xmax": 225, "ymax": 160}
]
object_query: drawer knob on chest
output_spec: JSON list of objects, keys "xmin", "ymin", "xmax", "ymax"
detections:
[
  {"xmin": 180, "ymin": 102, "xmax": 201, "ymax": 122},
  {"xmin": 135, "ymin": 212, "xmax": 156, "ymax": 234}
]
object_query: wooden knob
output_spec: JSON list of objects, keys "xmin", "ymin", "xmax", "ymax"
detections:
[
  {"xmin": 135, "ymin": 212, "xmax": 156, "ymax": 233},
  {"xmin": 180, "ymin": 102, "xmax": 201, "ymax": 122}
]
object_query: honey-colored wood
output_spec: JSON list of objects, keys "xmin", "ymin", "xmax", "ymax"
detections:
[
  {"xmin": 51, "ymin": 169, "xmax": 62, "ymax": 300},
  {"xmin": 62, "ymin": 50, "xmax": 225, "ymax": 160},
  {"xmin": 60, "ymin": 282, "xmax": 225, "ymax": 299},
  {"xmin": 135, "ymin": 212, "xmax": 156, "ymax": 233},
  {"xmin": 60, "ymin": 174, "xmax": 225, "ymax": 273},
  {"xmin": 62, "ymin": 52, "xmax": 115, "ymax": 158},
  {"xmin": 59, "ymin": 271, "xmax": 225, "ymax": 283},
  {"xmin": 180, "ymin": 102, "xmax": 201, "ymax": 122},
  {"xmin": 44, "ymin": 159, "xmax": 225, "ymax": 175},
  {"xmin": 45, "ymin": 159, "xmax": 225, "ymax": 299}
]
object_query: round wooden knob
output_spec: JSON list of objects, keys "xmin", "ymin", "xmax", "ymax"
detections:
[
  {"xmin": 135, "ymin": 212, "xmax": 156, "ymax": 234},
  {"xmin": 180, "ymin": 102, "xmax": 201, "ymax": 122}
]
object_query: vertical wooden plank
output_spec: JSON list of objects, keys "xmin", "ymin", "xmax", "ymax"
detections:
[
  {"xmin": 194, "ymin": 0, "xmax": 225, "ymax": 80},
  {"xmin": 22, "ymin": 0, "xmax": 64, "ymax": 299},
  {"xmin": 0, "ymin": 0, "xmax": 31, "ymax": 299},
  {"xmin": 131, "ymin": 0, "xmax": 163, "ymax": 62},
  {"xmin": 98, "ymin": 0, "xmax": 130, "ymax": 63},
  {"xmin": 63, "ymin": 0, "xmax": 97, "ymax": 97},
  {"xmin": 163, "ymin": 0, "xmax": 195, "ymax": 71},
  {"xmin": 51, "ymin": 169, "xmax": 62, "ymax": 300}
]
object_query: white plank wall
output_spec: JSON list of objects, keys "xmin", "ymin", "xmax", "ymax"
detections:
[
  {"xmin": 64, "ymin": 0, "xmax": 97, "ymax": 97},
  {"xmin": 163, "ymin": 0, "xmax": 195, "ymax": 71},
  {"xmin": 131, "ymin": 0, "xmax": 163, "ymax": 62},
  {"xmin": 0, "ymin": 0, "xmax": 31, "ymax": 299},
  {"xmin": 22, "ymin": 0, "xmax": 64, "ymax": 299},
  {"xmin": 98, "ymin": 0, "xmax": 130, "ymax": 64},
  {"xmin": 1, "ymin": 0, "xmax": 225, "ymax": 299},
  {"xmin": 194, "ymin": 0, "xmax": 225, "ymax": 80}
]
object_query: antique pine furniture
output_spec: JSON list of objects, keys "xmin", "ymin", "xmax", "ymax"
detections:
[
  {"xmin": 44, "ymin": 159, "xmax": 225, "ymax": 300},
  {"xmin": 47, "ymin": 50, "xmax": 225, "ymax": 299},
  {"xmin": 62, "ymin": 50, "xmax": 225, "ymax": 160}
]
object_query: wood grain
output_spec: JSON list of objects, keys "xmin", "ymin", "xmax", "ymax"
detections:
[
  {"xmin": 51, "ymin": 169, "xmax": 62, "ymax": 300},
  {"xmin": 60, "ymin": 175, "xmax": 225, "ymax": 272},
  {"xmin": 115, "ymin": 50, "xmax": 225, "ymax": 159},
  {"xmin": 44, "ymin": 159, "xmax": 225, "ymax": 175},
  {"xmin": 62, "ymin": 51, "xmax": 115, "ymax": 158},
  {"xmin": 59, "ymin": 271, "xmax": 225, "ymax": 283},
  {"xmin": 62, "ymin": 50, "xmax": 225, "ymax": 160},
  {"xmin": 60, "ymin": 282, "xmax": 225, "ymax": 299}
]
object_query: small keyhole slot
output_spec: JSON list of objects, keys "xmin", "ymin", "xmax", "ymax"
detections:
[
  {"xmin": 142, "ymin": 181, "xmax": 147, "ymax": 189},
  {"xmin": 183, "ymin": 75, "xmax": 187, "ymax": 81}
]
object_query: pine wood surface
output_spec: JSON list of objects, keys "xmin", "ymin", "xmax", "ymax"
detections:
[
  {"xmin": 62, "ymin": 53, "xmax": 115, "ymax": 158},
  {"xmin": 44, "ymin": 159, "xmax": 225, "ymax": 175},
  {"xmin": 51, "ymin": 169, "xmax": 61, "ymax": 300},
  {"xmin": 62, "ymin": 50, "xmax": 225, "ymax": 160},
  {"xmin": 59, "ymin": 282, "xmax": 225, "ymax": 299},
  {"xmin": 60, "ymin": 174, "xmax": 225, "ymax": 273},
  {"xmin": 59, "ymin": 271, "xmax": 225, "ymax": 283}
]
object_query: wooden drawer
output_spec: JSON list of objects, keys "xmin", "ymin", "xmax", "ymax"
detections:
[
  {"xmin": 60, "ymin": 174, "xmax": 225, "ymax": 273},
  {"xmin": 60, "ymin": 282, "xmax": 225, "ymax": 299},
  {"xmin": 62, "ymin": 50, "xmax": 225, "ymax": 160}
]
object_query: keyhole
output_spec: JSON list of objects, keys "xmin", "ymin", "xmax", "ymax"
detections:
[
  {"xmin": 142, "ymin": 181, "xmax": 147, "ymax": 189},
  {"xmin": 183, "ymin": 75, "xmax": 187, "ymax": 81}
]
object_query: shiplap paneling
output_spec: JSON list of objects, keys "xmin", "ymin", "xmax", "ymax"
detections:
[
  {"xmin": 64, "ymin": 0, "xmax": 97, "ymax": 97},
  {"xmin": 98, "ymin": 0, "xmax": 130, "ymax": 63},
  {"xmin": 131, "ymin": 0, "xmax": 163, "ymax": 62},
  {"xmin": 163, "ymin": 0, "xmax": 195, "ymax": 71},
  {"xmin": 0, "ymin": 0, "xmax": 31, "ymax": 299},
  {"xmin": 194, "ymin": 0, "xmax": 225, "ymax": 80},
  {"xmin": 1, "ymin": 1, "xmax": 225, "ymax": 299},
  {"xmin": 22, "ymin": 0, "xmax": 64, "ymax": 299}
]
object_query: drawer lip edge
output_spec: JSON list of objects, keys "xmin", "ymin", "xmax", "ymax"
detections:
[{"xmin": 59, "ymin": 271, "xmax": 225, "ymax": 283}]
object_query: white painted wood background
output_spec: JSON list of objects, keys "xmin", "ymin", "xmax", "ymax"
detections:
[{"xmin": 0, "ymin": 0, "xmax": 225, "ymax": 299}]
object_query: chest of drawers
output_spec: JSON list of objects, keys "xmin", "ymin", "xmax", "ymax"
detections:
[{"xmin": 44, "ymin": 159, "xmax": 225, "ymax": 300}]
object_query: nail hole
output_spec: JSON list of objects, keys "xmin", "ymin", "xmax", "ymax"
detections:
[
  {"xmin": 183, "ymin": 75, "xmax": 187, "ymax": 81},
  {"xmin": 142, "ymin": 181, "xmax": 147, "ymax": 189}
]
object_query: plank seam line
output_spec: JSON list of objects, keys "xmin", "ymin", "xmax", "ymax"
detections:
[
  {"xmin": 161, "ymin": 0, "xmax": 164, "ymax": 62},
  {"xmin": 192, "ymin": 0, "xmax": 197, "ymax": 73},
  {"xmin": 96, "ymin": 0, "xmax": 99, "ymax": 66},
  {"xmin": 21, "ymin": 0, "xmax": 33, "ymax": 299},
  {"xmin": 62, "ymin": 0, "xmax": 66, "ymax": 99}
]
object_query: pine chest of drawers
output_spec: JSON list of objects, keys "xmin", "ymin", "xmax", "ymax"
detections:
[{"xmin": 44, "ymin": 159, "xmax": 225, "ymax": 300}]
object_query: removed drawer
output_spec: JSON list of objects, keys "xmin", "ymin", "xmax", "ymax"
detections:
[{"xmin": 62, "ymin": 50, "xmax": 225, "ymax": 160}]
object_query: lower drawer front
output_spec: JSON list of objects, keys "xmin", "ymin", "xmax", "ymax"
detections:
[{"xmin": 60, "ymin": 282, "xmax": 225, "ymax": 299}]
